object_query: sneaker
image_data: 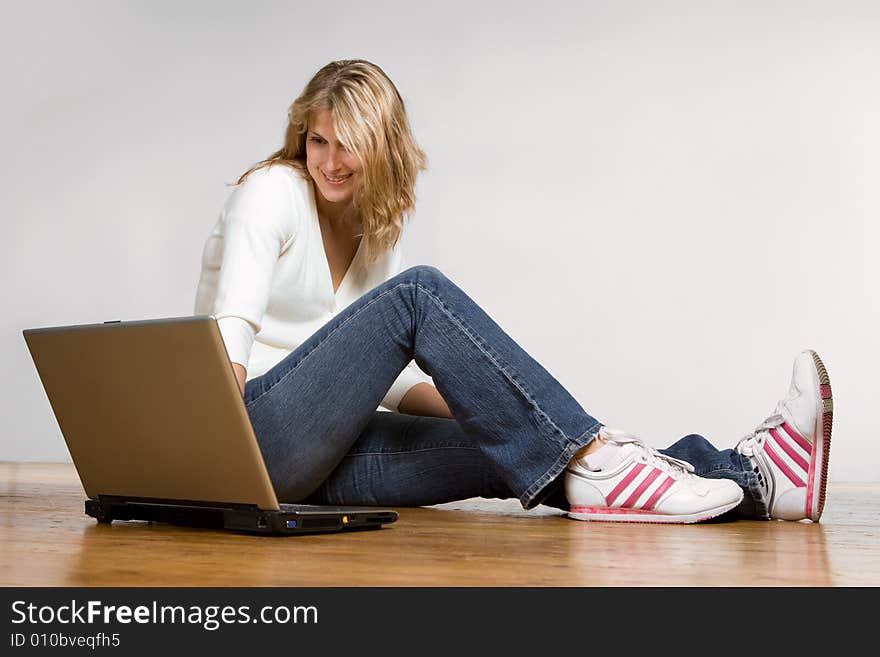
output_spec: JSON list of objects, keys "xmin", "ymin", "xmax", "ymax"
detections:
[
  {"xmin": 565, "ymin": 427, "xmax": 744, "ymax": 523},
  {"xmin": 735, "ymin": 350, "xmax": 833, "ymax": 521}
]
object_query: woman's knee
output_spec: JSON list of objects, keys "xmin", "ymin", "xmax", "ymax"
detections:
[{"xmin": 395, "ymin": 264, "xmax": 448, "ymax": 287}]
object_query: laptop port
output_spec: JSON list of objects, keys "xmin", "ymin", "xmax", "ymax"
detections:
[
  {"xmin": 286, "ymin": 520, "xmax": 297, "ymax": 529},
  {"xmin": 257, "ymin": 516, "xmax": 267, "ymax": 528}
]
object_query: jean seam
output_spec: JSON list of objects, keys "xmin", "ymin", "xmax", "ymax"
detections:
[
  {"xmin": 414, "ymin": 282, "xmax": 580, "ymax": 447},
  {"xmin": 344, "ymin": 446, "xmax": 480, "ymax": 457},
  {"xmin": 245, "ymin": 282, "xmax": 416, "ymax": 409}
]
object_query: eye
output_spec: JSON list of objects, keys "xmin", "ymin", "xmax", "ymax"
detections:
[{"xmin": 309, "ymin": 136, "xmax": 326, "ymax": 144}]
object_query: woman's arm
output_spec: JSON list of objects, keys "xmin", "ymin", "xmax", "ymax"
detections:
[
  {"xmin": 397, "ymin": 382, "xmax": 453, "ymax": 418},
  {"xmin": 232, "ymin": 362, "xmax": 247, "ymax": 397},
  {"xmin": 202, "ymin": 169, "xmax": 297, "ymax": 390}
]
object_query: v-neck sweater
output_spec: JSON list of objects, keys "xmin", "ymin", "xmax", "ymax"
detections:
[{"xmin": 193, "ymin": 164, "xmax": 426, "ymax": 411}]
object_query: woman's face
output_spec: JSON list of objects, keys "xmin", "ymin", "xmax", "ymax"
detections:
[{"xmin": 305, "ymin": 109, "xmax": 363, "ymax": 209}]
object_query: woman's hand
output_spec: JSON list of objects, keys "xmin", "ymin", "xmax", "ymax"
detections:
[{"xmin": 398, "ymin": 382, "xmax": 453, "ymax": 419}]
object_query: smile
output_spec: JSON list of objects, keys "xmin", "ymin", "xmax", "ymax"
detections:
[{"xmin": 323, "ymin": 172, "xmax": 352, "ymax": 185}]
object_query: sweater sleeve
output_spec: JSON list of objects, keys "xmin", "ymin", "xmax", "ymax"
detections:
[
  {"xmin": 379, "ymin": 240, "xmax": 430, "ymax": 411},
  {"xmin": 209, "ymin": 168, "xmax": 296, "ymax": 367}
]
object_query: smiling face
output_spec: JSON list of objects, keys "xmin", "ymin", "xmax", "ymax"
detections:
[{"xmin": 305, "ymin": 108, "xmax": 363, "ymax": 216}]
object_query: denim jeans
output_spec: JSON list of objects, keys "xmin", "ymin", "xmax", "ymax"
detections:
[
  {"xmin": 660, "ymin": 436, "xmax": 767, "ymax": 519},
  {"xmin": 244, "ymin": 266, "xmax": 764, "ymax": 518}
]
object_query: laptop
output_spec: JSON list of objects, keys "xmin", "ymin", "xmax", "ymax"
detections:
[{"xmin": 22, "ymin": 315, "xmax": 398, "ymax": 536}]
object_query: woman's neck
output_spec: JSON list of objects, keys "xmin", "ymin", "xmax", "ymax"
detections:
[{"xmin": 315, "ymin": 189, "xmax": 361, "ymax": 233}]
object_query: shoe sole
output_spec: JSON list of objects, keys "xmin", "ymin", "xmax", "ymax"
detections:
[
  {"xmin": 808, "ymin": 349, "xmax": 833, "ymax": 521},
  {"xmin": 567, "ymin": 497, "xmax": 741, "ymax": 524}
]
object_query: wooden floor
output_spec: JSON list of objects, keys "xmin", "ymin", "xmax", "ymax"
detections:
[{"xmin": 2, "ymin": 462, "xmax": 878, "ymax": 586}]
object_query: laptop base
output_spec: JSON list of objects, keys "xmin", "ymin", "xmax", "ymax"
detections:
[{"xmin": 86, "ymin": 496, "xmax": 398, "ymax": 536}]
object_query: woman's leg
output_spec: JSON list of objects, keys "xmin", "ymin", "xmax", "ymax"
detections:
[
  {"xmin": 658, "ymin": 349, "xmax": 833, "ymax": 522},
  {"xmin": 659, "ymin": 435, "xmax": 767, "ymax": 519},
  {"xmin": 300, "ymin": 411, "xmax": 523, "ymax": 507},
  {"xmin": 244, "ymin": 265, "xmax": 601, "ymax": 508}
]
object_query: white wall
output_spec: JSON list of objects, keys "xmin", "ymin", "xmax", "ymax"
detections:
[{"xmin": 3, "ymin": 1, "xmax": 878, "ymax": 482}]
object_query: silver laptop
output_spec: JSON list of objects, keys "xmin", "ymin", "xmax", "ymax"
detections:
[{"xmin": 22, "ymin": 315, "xmax": 398, "ymax": 535}]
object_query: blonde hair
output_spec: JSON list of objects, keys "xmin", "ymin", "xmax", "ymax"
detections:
[{"xmin": 236, "ymin": 59, "xmax": 426, "ymax": 263}]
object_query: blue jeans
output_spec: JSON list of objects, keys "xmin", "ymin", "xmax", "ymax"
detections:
[{"xmin": 244, "ymin": 266, "xmax": 764, "ymax": 518}]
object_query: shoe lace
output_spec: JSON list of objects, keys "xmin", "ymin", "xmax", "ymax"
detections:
[
  {"xmin": 734, "ymin": 413, "xmax": 784, "ymax": 457},
  {"xmin": 598, "ymin": 427, "xmax": 696, "ymax": 478}
]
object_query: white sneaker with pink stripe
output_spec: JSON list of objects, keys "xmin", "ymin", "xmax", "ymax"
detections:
[
  {"xmin": 565, "ymin": 428, "xmax": 744, "ymax": 523},
  {"xmin": 735, "ymin": 350, "xmax": 833, "ymax": 522}
]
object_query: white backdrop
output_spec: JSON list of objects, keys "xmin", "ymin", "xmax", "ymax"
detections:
[{"xmin": 3, "ymin": 1, "xmax": 878, "ymax": 482}]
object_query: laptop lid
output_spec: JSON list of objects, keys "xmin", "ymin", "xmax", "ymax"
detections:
[{"xmin": 23, "ymin": 316, "xmax": 281, "ymax": 511}]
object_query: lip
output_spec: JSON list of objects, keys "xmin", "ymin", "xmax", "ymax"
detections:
[{"xmin": 322, "ymin": 172, "xmax": 352, "ymax": 186}]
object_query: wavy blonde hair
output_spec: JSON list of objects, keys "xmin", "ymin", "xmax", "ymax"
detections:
[{"xmin": 236, "ymin": 59, "xmax": 426, "ymax": 263}]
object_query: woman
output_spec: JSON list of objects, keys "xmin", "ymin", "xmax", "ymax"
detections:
[{"xmin": 194, "ymin": 59, "xmax": 833, "ymax": 523}]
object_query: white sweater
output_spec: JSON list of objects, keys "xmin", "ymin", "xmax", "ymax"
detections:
[{"xmin": 193, "ymin": 164, "xmax": 427, "ymax": 411}]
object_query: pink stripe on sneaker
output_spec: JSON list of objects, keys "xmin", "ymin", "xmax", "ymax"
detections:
[
  {"xmin": 781, "ymin": 422, "xmax": 811, "ymax": 453},
  {"xmin": 765, "ymin": 443, "xmax": 806, "ymax": 487},
  {"xmin": 622, "ymin": 468, "xmax": 662, "ymax": 508},
  {"xmin": 606, "ymin": 463, "xmax": 645, "ymax": 506},
  {"xmin": 569, "ymin": 506, "xmax": 663, "ymax": 515},
  {"xmin": 770, "ymin": 428, "xmax": 809, "ymax": 473},
  {"xmin": 642, "ymin": 475, "xmax": 675, "ymax": 510},
  {"xmin": 820, "ymin": 384, "xmax": 832, "ymax": 399}
]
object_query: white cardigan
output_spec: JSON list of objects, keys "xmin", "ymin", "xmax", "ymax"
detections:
[{"xmin": 193, "ymin": 164, "xmax": 427, "ymax": 411}]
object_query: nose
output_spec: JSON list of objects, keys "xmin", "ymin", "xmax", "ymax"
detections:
[{"xmin": 324, "ymin": 146, "xmax": 344, "ymax": 173}]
